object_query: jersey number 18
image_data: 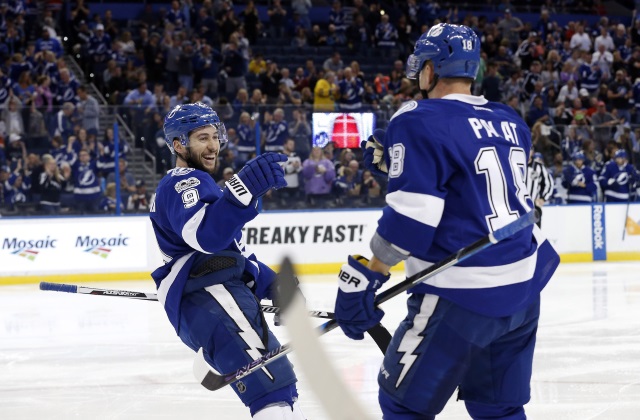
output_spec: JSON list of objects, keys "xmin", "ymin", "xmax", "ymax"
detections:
[{"xmin": 475, "ymin": 147, "xmax": 531, "ymax": 232}]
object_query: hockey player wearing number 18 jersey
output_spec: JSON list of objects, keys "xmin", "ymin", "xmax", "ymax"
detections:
[
  {"xmin": 334, "ymin": 24, "xmax": 560, "ymax": 419},
  {"xmin": 149, "ymin": 103, "xmax": 304, "ymax": 419}
]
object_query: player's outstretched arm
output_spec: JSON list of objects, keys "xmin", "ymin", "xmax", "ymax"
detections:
[{"xmin": 224, "ymin": 152, "xmax": 288, "ymax": 207}]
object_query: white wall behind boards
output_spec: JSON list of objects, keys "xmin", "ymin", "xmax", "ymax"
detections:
[{"xmin": 1, "ymin": 204, "xmax": 638, "ymax": 284}]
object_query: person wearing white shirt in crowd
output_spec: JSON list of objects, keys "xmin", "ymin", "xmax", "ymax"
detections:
[
  {"xmin": 557, "ymin": 79, "xmax": 579, "ymax": 105},
  {"xmin": 594, "ymin": 27, "xmax": 615, "ymax": 52},
  {"xmin": 591, "ymin": 43, "xmax": 614, "ymax": 80},
  {"xmin": 570, "ymin": 24, "xmax": 592, "ymax": 52}
]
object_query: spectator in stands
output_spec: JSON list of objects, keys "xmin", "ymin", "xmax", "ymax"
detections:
[
  {"xmin": 176, "ymin": 40, "xmax": 196, "ymax": 93},
  {"xmin": 87, "ymin": 24, "xmax": 112, "ymax": 89},
  {"xmin": 288, "ymin": 108, "xmax": 311, "ymax": 158},
  {"xmin": 292, "ymin": 0, "xmax": 311, "ymax": 30},
  {"xmin": 292, "ymin": 27, "xmax": 308, "ymax": 49},
  {"xmin": 54, "ymin": 68, "xmax": 79, "ymax": 105},
  {"xmin": 3, "ymin": 159, "xmax": 31, "ymax": 211},
  {"xmin": 302, "ymin": 146, "xmax": 336, "ymax": 207},
  {"xmin": 71, "ymin": 148, "xmax": 101, "ymax": 213},
  {"xmin": 592, "ymin": 43, "xmax": 613, "ymax": 80},
  {"xmin": 314, "ymin": 71, "xmax": 337, "ymax": 112},
  {"xmin": 261, "ymin": 60, "xmax": 282, "ymax": 104},
  {"xmin": 338, "ymin": 67, "xmax": 364, "ymax": 111},
  {"xmin": 233, "ymin": 112, "xmax": 255, "ymax": 163},
  {"xmin": 347, "ymin": 13, "xmax": 371, "ymax": 55},
  {"xmin": 497, "ymin": 9, "xmax": 524, "ymax": 50},
  {"xmin": 216, "ymin": 166, "xmax": 234, "ymax": 189},
  {"xmin": 570, "ymin": 23, "xmax": 592, "ymax": 52},
  {"xmin": 527, "ymin": 95, "xmax": 550, "ymax": 127},
  {"xmin": 324, "ymin": 52, "xmax": 343, "ymax": 73},
  {"xmin": 308, "ymin": 24, "xmax": 327, "ymax": 47},
  {"xmin": 608, "ymin": 70, "xmax": 633, "ymax": 124},
  {"xmin": 334, "ymin": 164, "xmax": 362, "ymax": 206},
  {"xmin": 38, "ymin": 153, "xmax": 66, "ymax": 214},
  {"xmin": 126, "ymin": 179, "xmax": 150, "ymax": 212},
  {"xmin": 267, "ymin": 0, "xmax": 287, "ymax": 39},
  {"xmin": 35, "ymin": 26, "xmax": 63, "ymax": 57},
  {"xmin": 263, "ymin": 108, "xmax": 288, "ymax": 152},
  {"xmin": 76, "ymin": 85, "xmax": 99, "ymax": 142},
  {"xmin": 107, "ymin": 157, "xmax": 136, "ymax": 199},
  {"xmin": 100, "ymin": 182, "xmax": 123, "ymax": 213},
  {"xmin": 222, "ymin": 40, "xmax": 247, "ymax": 97},
  {"xmin": 4, "ymin": 97, "xmax": 24, "ymax": 139},
  {"xmin": 594, "ymin": 26, "xmax": 615, "ymax": 52},
  {"xmin": 591, "ymin": 101, "xmax": 619, "ymax": 147},
  {"xmin": 557, "ymin": 78, "xmax": 578, "ymax": 106},
  {"xmin": 276, "ymin": 137, "xmax": 303, "ymax": 202},
  {"xmin": 196, "ymin": 43, "xmax": 222, "ymax": 98},
  {"xmin": 481, "ymin": 62, "xmax": 502, "ymax": 102}
]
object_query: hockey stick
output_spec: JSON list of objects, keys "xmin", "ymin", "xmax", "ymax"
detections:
[
  {"xmin": 193, "ymin": 209, "xmax": 539, "ymax": 391},
  {"xmin": 39, "ymin": 281, "xmax": 392, "ymax": 352},
  {"xmin": 39, "ymin": 281, "xmax": 338, "ymax": 320}
]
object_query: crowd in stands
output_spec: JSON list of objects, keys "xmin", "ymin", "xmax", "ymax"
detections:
[{"xmin": 0, "ymin": 0, "xmax": 639, "ymax": 216}]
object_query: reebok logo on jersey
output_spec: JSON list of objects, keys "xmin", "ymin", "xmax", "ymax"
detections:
[
  {"xmin": 174, "ymin": 177, "xmax": 201, "ymax": 193},
  {"xmin": 226, "ymin": 175, "xmax": 252, "ymax": 206}
]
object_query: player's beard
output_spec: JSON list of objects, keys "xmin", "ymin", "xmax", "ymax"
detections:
[{"xmin": 179, "ymin": 148, "xmax": 217, "ymax": 175}]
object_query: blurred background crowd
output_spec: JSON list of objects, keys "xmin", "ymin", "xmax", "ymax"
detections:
[{"xmin": 0, "ymin": 0, "xmax": 639, "ymax": 216}]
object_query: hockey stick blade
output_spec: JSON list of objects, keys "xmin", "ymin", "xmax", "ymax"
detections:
[{"xmin": 192, "ymin": 211, "xmax": 537, "ymax": 391}]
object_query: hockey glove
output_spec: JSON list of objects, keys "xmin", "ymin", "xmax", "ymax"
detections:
[
  {"xmin": 224, "ymin": 152, "xmax": 288, "ymax": 207},
  {"xmin": 334, "ymin": 255, "xmax": 390, "ymax": 340},
  {"xmin": 361, "ymin": 129, "xmax": 388, "ymax": 177}
]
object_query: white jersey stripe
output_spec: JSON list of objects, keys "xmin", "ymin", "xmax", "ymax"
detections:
[
  {"xmin": 386, "ymin": 190, "xmax": 445, "ymax": 228},
  {"xmin": 182, "ymin": 204, "xmax": 211, "ymax": 254},
  {"xmin": 157, "ymin": 251, "xmax": 195, "ymax": 306},
  {"xmin": 405, "ymin": 227, "xmax": 546, "ymax": 289}
]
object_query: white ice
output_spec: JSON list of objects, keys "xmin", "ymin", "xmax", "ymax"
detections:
[{"xmin": 1, "ymin": 262, "xmax": 639, "ymax": 419}]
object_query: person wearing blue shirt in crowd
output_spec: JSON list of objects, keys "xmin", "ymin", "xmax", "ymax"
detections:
[
  {"xmin": 338, "ymin": 67, "xmax": 364, "ymax": 111},
  {"xmin": 53, "ymin": 69, "xmax": 79, "ymax": 105},
  {"xmin": 235, "ymin": 111, "xmax": 256, "ymax": 166},
  {"xmin": 599, "ymin": 149, "xmax": 638, "ymax": 202},
  {"xmin": 71, "ymin": 148, "xmax": 102, "ymax": 214},
  {"xmin": 263, "ymin": 108, "xmax": 288, "ymax": 152},
  {"xmin": 334, "ymin": 24, "xmax": 560, "ymax": 420},
  {"xmin": 3, "ymin": 160, "xmax": 31, "ymax": 210},
  {"xmin": 34, "ymin": 27, "xmax": 63, "ymax": 57},
  {"xmin": 150, "ymin": 102, "xmax": 305, "ymax": 419},
  {"xmin": 195, "ymin": 43, "xmax": 222, "ymax": 98},
  {"xmin": 563, "ymin": 152, "xmax": 598, "ymax": 203}
]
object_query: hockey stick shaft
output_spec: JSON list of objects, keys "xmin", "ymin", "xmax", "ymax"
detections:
[
  {"xmin": 39, "ymin": 282, "xmax": 336, "ymax": 320},
  {"xmin": 195, "ymin": 210, "xmax": 538, "ymax": 391},
  {"xmin": 41, "ymin": 280, "xmax": 391, "ymax": 353}
]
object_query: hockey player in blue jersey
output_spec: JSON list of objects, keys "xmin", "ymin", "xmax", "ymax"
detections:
[
  {"xmin": 599, "ymin": 149, "xmax": 638, "ymax": 202},
  {"xmin": 150, "ymin": 102, "xmax": 305, "ymax": 420},
  {"xmin": 333, "ymin": 24, "xmax": 560, "ymax": 419},
  {"xmin": 562, "ymin": 152, "xmax": 598, "ymax": 204}
]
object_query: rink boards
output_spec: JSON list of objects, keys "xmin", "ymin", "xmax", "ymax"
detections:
[{"xmin": 1, "ymin": 203, "xmax": 639, "ymax": 285}]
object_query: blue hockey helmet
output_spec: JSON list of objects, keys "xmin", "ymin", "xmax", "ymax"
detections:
[
  {"xmin": 406, "ymin": 23, "xmax": 480, "ymax": 80},
  {"xmin": 533, "ymin": 152, "xmax": 544, "ymax": 162},
  {"xmin": 614, "ymin": 149, "xmax": 627, "ymax": 160},
  {"xmin": 572, "ymin": 152, "xmax": 586, "ymax": 162},
  {"xmin": 163, "ymin": 102, "xmax": 227, "ymax": 154}
]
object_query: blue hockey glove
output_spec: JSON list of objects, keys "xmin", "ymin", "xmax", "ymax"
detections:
[
  {"xmin": 224, "ymin": 152, "xmax": 288, "ymax": 207},
  {"xmin": 334, "ymin": 255, "xmax": 390, "ymax": 340},
  {"xmin": 361, "ymin": 129, "xmax": 388, "ymax": 177}
]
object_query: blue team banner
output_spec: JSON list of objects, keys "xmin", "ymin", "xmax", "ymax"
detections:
[{"xmin": 591, "ymin": 204, "xmax": 607, "ymax": 261}]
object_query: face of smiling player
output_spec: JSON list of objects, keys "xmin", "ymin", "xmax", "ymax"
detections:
[{"xmin": 174, "ymin": 125, "xmax": 220, "ymax": 175}]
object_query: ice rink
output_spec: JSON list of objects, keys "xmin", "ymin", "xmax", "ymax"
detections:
[{"xmin": 1, "ymin": 261, "xmax": 639, "ymax": 420}]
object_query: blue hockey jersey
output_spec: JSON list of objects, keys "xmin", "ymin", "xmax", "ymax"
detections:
[
  {"xmin": 562, "ymin": 163, "xmax": 597, "ymax": 203},
  {"xmin": 149, "ymin": 167, "xmax": 276, "ymax": 332},
  {"xmin": 377, "ymin": 95, "xmax": 559, "ymax": 317},
  {"xmin": 599, "ymin": 160, "xmax": 638, "ymax": 202}
]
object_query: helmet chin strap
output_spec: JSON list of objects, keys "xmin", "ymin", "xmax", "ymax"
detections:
[{"xmin": 419, "ymin": 64, "xmax": 439, "ymax": 99}]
